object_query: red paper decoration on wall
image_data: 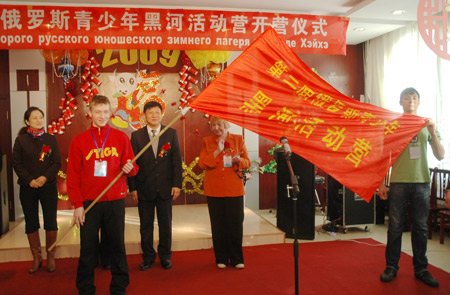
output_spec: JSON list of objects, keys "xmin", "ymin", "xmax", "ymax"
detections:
[{"xmin": 47, "ymin": 52, "xmax": 102, "ymax": 135}]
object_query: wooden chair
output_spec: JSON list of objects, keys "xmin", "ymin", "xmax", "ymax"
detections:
[
  {"xmin": 439, "ymin": 210, "xmax": 450, "ymax": 244},
  {"xmin": 428, "ymin": 167, "xmax": 450, "ymax": 239}
]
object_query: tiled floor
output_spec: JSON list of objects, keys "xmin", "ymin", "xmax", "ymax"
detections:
[{"xmin": 258, "ymin": 208, "xmax": 450, "ymax": 273}]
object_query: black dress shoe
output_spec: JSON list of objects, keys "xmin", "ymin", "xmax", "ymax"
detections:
[
  {"xmin": 139, "ymin": 261, "xmax": 153, "ymax": 271},
  {"xmin": 380, "ymin": 267, "xmax": 397, "ymax": 282},
  {"xmin": 415, "ymin": 270, "xmax": 439, "ymax": 287},
  {"xmin": 161, "ymin": 260, "xmax": 172, "ymax": 270}
]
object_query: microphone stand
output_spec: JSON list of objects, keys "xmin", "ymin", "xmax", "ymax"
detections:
[{"xmin": 284, "ymin": 151, "xmax": 300, "ymax": 295}]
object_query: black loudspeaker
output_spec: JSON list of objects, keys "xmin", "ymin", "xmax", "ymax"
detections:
[
  {"xmin": 275, "ymin": 150, "xmax": 315, "ymax": 240},
  {"xmin": 327, "ymin": 175, "xmax": 375, "ymax": 228}
]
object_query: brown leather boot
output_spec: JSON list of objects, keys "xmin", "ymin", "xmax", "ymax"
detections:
[
  {"xmin": 45, "ymin": 231, "xmax": 57, "ymax": 272},
  {"xmin": 27, "ymin": 231, "xmax": 42, "ymax": 274}
]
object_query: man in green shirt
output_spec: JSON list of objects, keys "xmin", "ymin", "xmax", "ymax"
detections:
[{"xmin": 378, "ymin": 87, "xmax": 445, "ymax": 288}]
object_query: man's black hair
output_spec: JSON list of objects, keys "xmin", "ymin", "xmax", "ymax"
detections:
[{"xmin": 143, "ymin": 101, "xmax": 162, "ymax": 113}]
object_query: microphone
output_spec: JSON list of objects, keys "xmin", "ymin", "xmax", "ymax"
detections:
[{"xmin": 280, "ymin": 136, "xmax": 291, "ymax": 155}]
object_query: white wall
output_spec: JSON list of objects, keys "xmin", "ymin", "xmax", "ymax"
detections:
[
  {"xmin": 9, "ymin": 49, "xmax": 46, "ymax": 220},
  {"xmin": 243, "ymin": 129, "xmax": 259, "ymax": 211}
]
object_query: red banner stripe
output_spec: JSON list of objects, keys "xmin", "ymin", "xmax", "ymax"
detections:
[{"xmin": 0, "ymin": 5, "xmax": 348, "ymax": 54}]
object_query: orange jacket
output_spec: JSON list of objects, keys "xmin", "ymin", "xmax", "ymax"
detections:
[{"xmin": 199, "ymin": 133, "xmax": 251, "ymax": 197}]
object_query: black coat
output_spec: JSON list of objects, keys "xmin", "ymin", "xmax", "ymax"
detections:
[
  {"xmin": 128, "ymin": 126, "xmax": 182, "ymax": 201},
  {"xmin": 13, "ymin": 133, "xmax": 61, "ymax": 187}
]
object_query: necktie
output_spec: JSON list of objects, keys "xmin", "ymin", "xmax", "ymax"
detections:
[{"xmin": 151, "ymin": 129, "xmax": 158, "ymax": 157}]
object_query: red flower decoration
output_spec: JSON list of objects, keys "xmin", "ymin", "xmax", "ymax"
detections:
[
  {"xmin": 158, "ymin": 142, "xmax": 171, "ymax": 157},
  {"xmin": 42, "ymin": 145, "xmax": 51, "ymax": 153},
  {"xmin": 39, "ymin": 145, "xmax": 52, "ymax": 162},
  {"xmin": 223, "ymin": 141, "xmax": 234, "ymax": 153}
]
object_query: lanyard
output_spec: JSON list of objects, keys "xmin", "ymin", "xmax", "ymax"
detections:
[{"xmin": 90, "ymin": 126, "xmax": 110, "ymax": 161}]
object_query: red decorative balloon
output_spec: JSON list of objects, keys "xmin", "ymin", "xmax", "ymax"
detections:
[
  {"xmin": 70, "ymin": 49, "xmax": 89, "ymax": 66},
  {"xmin": 40, "ymin": 49, "xmax": 65, "ymax": 64}
]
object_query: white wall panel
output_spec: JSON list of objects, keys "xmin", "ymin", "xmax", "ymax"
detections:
[{"xmin": 9, "ymin": 50, "xmax": 46, "ymax": 221}]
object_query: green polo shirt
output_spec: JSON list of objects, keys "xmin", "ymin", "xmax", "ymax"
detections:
[{"xmin": 390, "ymin": 127, "xmax": 432, "ymax": 183}]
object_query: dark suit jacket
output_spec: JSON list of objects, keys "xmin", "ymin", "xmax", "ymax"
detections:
[{"xmin": 128, "ymin": 125, "xmax": 182, "ymax": 201}]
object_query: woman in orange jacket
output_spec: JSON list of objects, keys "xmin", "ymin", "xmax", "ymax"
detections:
[{"xmin": 199, "ymin": 117, "xmax": 251, "ymax": 269}]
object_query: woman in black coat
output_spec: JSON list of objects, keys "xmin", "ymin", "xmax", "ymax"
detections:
[{"xmin": 13, "ymin": 107, "xmax": 61, "ymax": 273}]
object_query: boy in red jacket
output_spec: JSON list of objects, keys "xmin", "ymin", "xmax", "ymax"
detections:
[{"xmin": 67, "ymin": 95, "xmax": 138, "ymax": 295}]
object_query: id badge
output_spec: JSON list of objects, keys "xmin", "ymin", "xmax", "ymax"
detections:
[
  {"xmin": 409, "ymin": 146, "xmax": 420, "ymax": 159},
  {"xmin": 223, "ymin": 155, "xmax": 232, "ymax": 168},
  {"xmin": 94, "ymin": 160, "xmax": 108, "ymax": 177}
]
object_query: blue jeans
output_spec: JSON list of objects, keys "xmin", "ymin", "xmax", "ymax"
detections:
[{"xmin": 386, "ymin": 183, "xmax": 430, "ymax": 273}]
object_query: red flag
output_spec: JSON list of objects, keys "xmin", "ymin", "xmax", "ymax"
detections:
[{"xmin": 190, "ymin": 28, "xmax": 427, "ymax": 201}]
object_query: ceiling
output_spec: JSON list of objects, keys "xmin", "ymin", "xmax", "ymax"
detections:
[{"xmin": 0, "ymin": 0, "xmax": 421, "ymax": 45}]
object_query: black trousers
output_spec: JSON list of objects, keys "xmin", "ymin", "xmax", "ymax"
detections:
[
  {"xmin": 138, "ymin": 194, "xmax": 173, "ymax": 263},
  {"xmin": 99, "ymin": 226, "xmax": 111, "ymax": 267},
  {"xmin": 206, "ymin": 196, "xmax": 244, "ymax": 266},
  {"xmin": 76, "ymin": 199, "xmax": 129, "ymax": 295},
  {"xmin": 19, "ymin": 184, "xmax": 58, "ymax": 234}
]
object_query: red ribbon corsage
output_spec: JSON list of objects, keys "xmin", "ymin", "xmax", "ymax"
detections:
[
  {"xmin": 158, "ymin": 142, "xmax": 171, "ymax": 157},
  {"xmin": 39, "ymin": 145, "xmax": 51, "ymax": 162},
  {"xmin": 223, "ymin": 141, "xmax": 234, "ymax": 154}
]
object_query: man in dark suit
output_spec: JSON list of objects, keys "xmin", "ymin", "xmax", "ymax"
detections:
[{"xmin": 128, "ymin": 101, "xmax": 182, "ymax": 271}]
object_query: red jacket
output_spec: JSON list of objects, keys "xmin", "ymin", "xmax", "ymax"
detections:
[
  {"xmin": 67, "ymin": 124, "xmax": 138, "ymax": 209},
  {"xmin": 199, "ymin": 133, "xmax": 250, "ymax": 197}
]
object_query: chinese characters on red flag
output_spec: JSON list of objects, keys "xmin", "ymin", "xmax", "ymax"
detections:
[
  {"xmin": 0, "ymin": 5, "xmax": 348, "ymax": 54},
  {"xmin": 190, "ymin": 28, "xmax": 427, "ymax": 201}
]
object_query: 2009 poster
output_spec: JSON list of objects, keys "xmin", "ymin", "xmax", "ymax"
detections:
[{"xmin": 91, "ymin": 49, "xmax": 185, "ymax": 132}]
